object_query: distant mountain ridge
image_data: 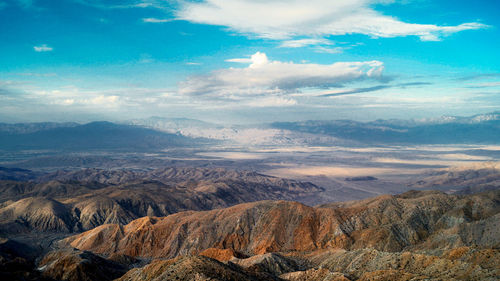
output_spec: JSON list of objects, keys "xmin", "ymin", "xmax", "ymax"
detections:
[
  {"xmin": 0, "ymin": 121, "xmax": 207, "ymax": 152},
  {"xmin": 1, "ymin": 112, "xmax": 498, "ymax": 148},
  {"xmin": 0, "ymin": 122, "xmax": 79, "ymax": 134},
  {"xmin": 272, "ymin": 112, "xmax": 500, "ymax": 144}
]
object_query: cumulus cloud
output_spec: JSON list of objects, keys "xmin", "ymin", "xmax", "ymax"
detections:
[
  {"xmin": 34, "ymin": 44, "xmax": 53, "ymax": 52},
  {"xmin": 176, "ymin": 0, "xmax": 487, "ymax": 41},
  {"xmin": 179, "ymin": 52, "xmax": 385, "ymax": 98}
]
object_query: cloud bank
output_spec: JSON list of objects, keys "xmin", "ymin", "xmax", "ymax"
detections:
[{"xmin": 176, "ymin": 0, "xmax": 487, "ymax": 41}]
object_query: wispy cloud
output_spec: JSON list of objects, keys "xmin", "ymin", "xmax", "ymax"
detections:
[
  {"xmin": 398, "ymin": 82, "xmax": 433, "ymax": 87},
  {"xmin": 279, "ymin": 38, "xmax": 333, "ymax": 48},
  {"xmin": 73, "ymin": 0, "xmax": 164, "ymax": 9},
  {"xmin": 176, "ymin": 0, "xmax": 488, "ymax": 41},
  {"xmin": 180, "ymin": 52, "xmax": 385, "ymax": 99},
  {"xmin": 142, "ymin": 17, "xmax": 171, "ymax": 23},
  {"xmin": 313, "ymin": 46, "xmax": 347, "ymax": 54},
  {"xmin": 320, "ymin": 81, "xmax": 432, "ymax": 97},
  {"xmin": 246, "ymin": 96, "xmax": 298, "ymax": 107},
  {"xmin": 457, "ymin": 73, "xmax": 500, "ymax": 81},
  {"xmin": 33, "ymin": 44, "xmax": 53, "ymax": 52},
  {"xmin": 280, "ymin": 38, "xmax": 353, "ymax": 53},
  {"xmin": 467, "ymin": 82, "xmax": 500, "ymax": 89},
  {"xmin": 321, "ymin": 85, "xmax": 391, "ymax": 97}
]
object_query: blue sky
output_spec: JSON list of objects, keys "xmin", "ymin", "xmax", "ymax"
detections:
[{"xmin": 0, "ymin": 0, "xmax": 499, "ymax": 123}]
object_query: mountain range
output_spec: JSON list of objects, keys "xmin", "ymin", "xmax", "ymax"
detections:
[
  {"xmin": 0, "ymin": 167, "xmax": 323, "ymax": 234},
  {"xmin": 272, "ymin": 112, "xmax": 500, "ymax": 145},
  {"xmin": 1, "ymin": 112, "xmax": 499, "ymax": 153},
  {"xmin": 47, "ymin": 189, "xmax": 500, "ymax": 280},
  {"xmin": 0, "ymin": 121, "xmax": 206, "ymax": 152}
]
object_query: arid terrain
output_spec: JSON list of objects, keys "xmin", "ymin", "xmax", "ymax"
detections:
[
  {"xmin": 0, "ymin": 115, "xmax": 499, "ymax": 280},
  {"xmin": 0, "ymin": 161, "xmax": 499, "ymax": 280}
]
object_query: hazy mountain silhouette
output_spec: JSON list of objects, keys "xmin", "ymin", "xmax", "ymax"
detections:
[{"xmin": 0, "ymin": 121, "xmax": 207, "ymax": 151}]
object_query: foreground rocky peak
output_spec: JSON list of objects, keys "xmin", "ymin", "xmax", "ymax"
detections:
[
  {"xmin": 38, "ymin": 249, "xmax": 129, "ymax": 281},
  {"xmin": 116, "ymin": 255, "xmax": 279, "ymax": 281}
]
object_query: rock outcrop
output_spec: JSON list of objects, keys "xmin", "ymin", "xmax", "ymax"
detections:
[
  {"xmin": 0, "ymin": 197, "xmax": 78, "ymax": 233},
  {"xmin": 309, "ymin": 247, "xmax": 500, "ymax": 280},
  {"xmin": 38, "ymin": 249, "xmax": 129, "ymax": 281},
  {"xmin": 116, "ymin": 255, "xmax": 278, "ymax": 281}
]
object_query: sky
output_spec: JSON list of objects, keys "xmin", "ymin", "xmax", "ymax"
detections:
[{"xmin": 0, "ymin": 0, "xmax": 499, "ymax": 124}]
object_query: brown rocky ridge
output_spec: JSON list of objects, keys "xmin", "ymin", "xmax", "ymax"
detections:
[
  {"xmin": 64, "ymin": 190, "xmax": 500, "ymax": 257},
  {"xmin": 56, "ymin": 189, "xmax": 500, "ymax": 280}
]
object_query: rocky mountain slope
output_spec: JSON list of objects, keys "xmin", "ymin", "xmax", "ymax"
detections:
[
  {"xmin": 117, "ymin": 255, "xmax": 280, "ymax": 281},
  {"xmin": 0, "ymin": 167, "xmax": 323, "ymax": 233},
  {"xmin": 409, "ymin": 162, "xmax": 500, "ymax": 194},
  {"xmin": 63, "ymin": 190, "xmax": 500, "ymax": 258},
  {"xmin": 1, "ymin": 165, "xmax": 500, "ymax": 280},
  {"xmin": 38, "ymin": 249, "xmax": 129, "ymax": 281},
  {"xmin": 56, "ymin": 190, "xmax": 500, "ymax": 280}
]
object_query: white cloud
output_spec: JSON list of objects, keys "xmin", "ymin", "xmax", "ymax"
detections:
[
  {"xmin": 246, "ymin": 96, "xmax": 298, "ymax": 107},
  {"xmin": 34, "ymin": 44, "xmax": 53, "ymax": 52},
  {"xmin": 279, "ymin": 38, "xmax": 333, "ymax": 48},
  {"xmin": 142, "ymin": 17, "xmax": 171, "ymax": 23},
  {"xmin": 225, "ymin": 58, "xmax": 253, "ymax": 64},
  {"xmin": 180, "ymin": 52, "xmax": 385, "ymax": 98},
  {"xmin": 84, "ymin": 95, "xmax": 119, "ymax": 105},
  {"xmin": 313, "ymin": 46, "xmax": 346, "ymax": 54},
  {"xmin": 176, "ymin": 0, "xmax": 488, "ymax": 41},
  {"xmin": 73, "ymin": 0, "xmax": 162, "ymax": 9},
  {"xmin": 279, "ymin": 38, "xmax": 349, "ymax": 53}
]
